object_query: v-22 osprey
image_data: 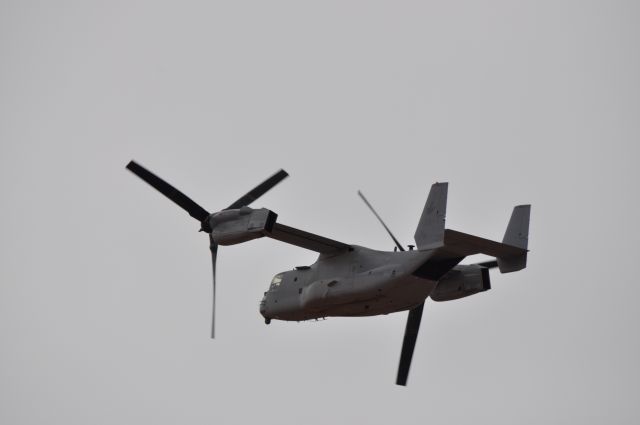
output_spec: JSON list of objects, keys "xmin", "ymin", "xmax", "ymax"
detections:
[{"xmin": 126, "ymin": 161, "xmax": 530, "ymax": 386}]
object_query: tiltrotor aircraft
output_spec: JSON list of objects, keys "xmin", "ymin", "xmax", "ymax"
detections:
[{"xmin": 126, "ymin": 160, "xmax": 530, "ymax": 386}]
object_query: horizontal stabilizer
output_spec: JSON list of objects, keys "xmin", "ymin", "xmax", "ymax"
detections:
[
  {"xmin": 433, "ymin": 205, "xmax": 530, "ymax": 274},
  {"xmin": 440, "ymin": 229, "xmax": 527, "ymax": 258}
]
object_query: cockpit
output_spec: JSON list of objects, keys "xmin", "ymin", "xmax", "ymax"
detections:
[
  {"xmin": 261, "ymin": 273, "xmax": 285, "ymax": 323},
  {"xmin": 270, "ymin": 274, "xmax": 283, "ymax": 290}
]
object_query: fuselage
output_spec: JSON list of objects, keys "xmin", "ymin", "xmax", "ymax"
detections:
[{"xmin": 260, "ymin": 246, "xmax": 441, "ymax": 321}]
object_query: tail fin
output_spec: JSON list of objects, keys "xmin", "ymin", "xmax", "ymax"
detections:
[
  {"xmin": 497, "ymin": 205, "xmax": 531, "ymax": 273},
  {"xmin": 414, "ymin": 182, "xmax": 447, "ymax": 250}
]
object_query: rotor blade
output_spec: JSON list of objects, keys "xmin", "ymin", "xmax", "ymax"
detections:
[
  {"xmin": 126, "ymin": 160, "xmax": 210, "ymax": 222},
  {"xmin": 209, "ymin": 234, "xmax": 218, "ymax": 339},
  {"xmin": 396, "ymin": 302, "xmax": 425, "ymax": 386},
  {"xmin": 357, "ymin": 190, "xmax": 405, "ymax": 252},
  {"xmin": 226, "ymin": 169, "xmax": 289, "ymax": 210}
]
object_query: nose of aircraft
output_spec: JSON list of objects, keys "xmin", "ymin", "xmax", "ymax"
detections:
[
  {"xmin": 260, "ymin": 293, "xmax": 270, "ymax": 324},
  {"xmin": 260, "ymin": 305, "xmax": 271, "ymax": 324}
]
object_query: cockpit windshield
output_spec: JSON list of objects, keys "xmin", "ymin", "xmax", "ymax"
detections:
[{"xmin": 270, "ymin": 274, "xmax": 283, "ymax": 290}]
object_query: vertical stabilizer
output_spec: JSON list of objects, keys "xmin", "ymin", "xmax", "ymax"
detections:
[
  {"xmin": 497, "ymin": 205, "xmax": 531, "ymax": 273},
  {"xmin": 414, "ymin": 182, "xmax": 448, "ymax": 249}
]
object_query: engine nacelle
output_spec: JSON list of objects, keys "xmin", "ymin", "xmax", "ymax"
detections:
[
  {"xmin": 430, "ymin": 264, "xmax": 491, "ymax": 302},
  {"xmin": 209, "ymin": 207, "xmax": 277, "ymax": 245}
]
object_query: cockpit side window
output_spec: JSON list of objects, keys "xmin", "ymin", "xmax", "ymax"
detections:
[{"xmin": 270, "ymin": 274, "xmax": 283, "ymax": 290}]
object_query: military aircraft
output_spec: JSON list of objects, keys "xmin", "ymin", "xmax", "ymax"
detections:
[{"xmin": 126, "ymin": 161, "xmax": 530, "ymax": 386}]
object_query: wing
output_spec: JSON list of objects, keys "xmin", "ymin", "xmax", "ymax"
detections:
[{"xmin": 266, "ymin": 223, "xmax": 351, "ymax": 253}]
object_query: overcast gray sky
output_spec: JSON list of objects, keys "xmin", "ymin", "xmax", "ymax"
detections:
[{"xmin": 1, "ymin": 1, "xmax": 639, "ymax": 423}]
